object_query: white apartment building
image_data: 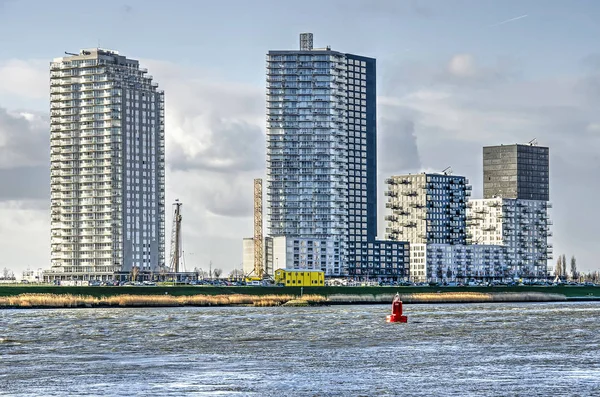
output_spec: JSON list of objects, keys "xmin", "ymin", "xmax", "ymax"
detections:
[
  {"xmin": 467, "ymin": 197, "xmax": 552, "ymax": 278},
  {"xmin": 426, "ymin": 244, "xmax": 510, "ymax": 282},
  {"xmin": 409, "ymin": 244, "xmax": 427, "ymax": 283},
  {"xmin": 47, "ymin": 49, "xmax": 165, "ymax": 281},
  {"xmin": 385, "ymin": 173, "xmax": 469, "ymax": 245}
]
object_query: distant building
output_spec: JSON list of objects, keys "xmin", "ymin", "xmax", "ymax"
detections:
[
  {"xmin": 409, "ymin": 244, "xmax": 427, "ymax": 283},
  {"xmin": 242, "ymin": 236, "xmax": 284, "ymax": 277},
  {"xmin": 385, "ymin": 173, "xmax": 471, "ymax": 245},
  {"xmin": 425, "ymin": 244, "xmax": 511, "ymax": 282},
  {"xmin": 266, "ymin": 33, "xmax": 408, "ymax": 279},
  {"xmin": 22, "ymin": 269, "xmax": 42, "ymax": 283},
  {"xmin": 483, "ymin": 143, "xmax": 549, "ymax": 201},
  {"xmin": 47, "ymin": 49, "xmax": 165, "ymax": 282},
  {"xmin": 467, "ymin": 198, "xmax": 552, "ymax": 278}
]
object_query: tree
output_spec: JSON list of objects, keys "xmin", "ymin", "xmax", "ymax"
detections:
[
  {"xmin": 229, "ymin": 268, "xmax": 244, "ymax": 280},
  {"xmin": 561, "ymin": 254, "xmax": 567, "ymax": 279},
  {"xmin": 555, "ymin": 257, "xmax": 562, "ymax": 278},
  {"xmin": 2, "ymin": 267, "xmax": 9, "ymax": 279},
  {"xmin": 130, "ymin": 266, "xmax": 140, "ymax": 282},
  {"xmin": 570, "ymin": 256, "xmax": 577, "ymax": 281},
  {"xmin": 213, "ymin": 268, "xmax": 223, "ymax": 278},
  {"xmin": 436, "ymin": 266, "xmax": 443, "ymax": 281},
  {"xmin": 446, "ymin": 268, "xmax": 453, "ymax": 281}
]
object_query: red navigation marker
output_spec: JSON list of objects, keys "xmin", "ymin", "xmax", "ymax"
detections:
[{"xmin": 386, "ymin": 293, "xmax": 408, "ymax": 323}]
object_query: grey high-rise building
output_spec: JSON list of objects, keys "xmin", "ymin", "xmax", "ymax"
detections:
[
  {"xmin": 483, "ymin": 143, "xmax": 549, "ymax": 201},
  {"xmin": 266, "ymin": 33, "xmax": 408, "ymax": 279},
  {"xmin": 47, "ymin": 48, "xmax": 165, "ymax": 282}
]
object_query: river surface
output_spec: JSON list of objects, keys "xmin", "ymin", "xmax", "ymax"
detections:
[{"xmin": 1, "ymin": 302, "xmax": 599, "ymax": 396}]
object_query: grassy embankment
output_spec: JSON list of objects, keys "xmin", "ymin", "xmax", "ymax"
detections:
[
  {"xmin": 0, "ymin": 285, "xmax": 598, "ymax": 298},
  {"xmin": 0, "ymin": 285, "xmax": 597, "ymax": 308}
]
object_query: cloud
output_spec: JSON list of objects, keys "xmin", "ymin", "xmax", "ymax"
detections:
[
  {"xmin": 382, "ymin": 54, "xmax": 520, "ymax": 97},
  {"xmin": 0, "ymin": 60, "xmax": 48, "ymax": 100},
  {"xmin": 378, "ymin": 104, "xmax": 421, "ymax": 173},
  {"xmin": 0, "ymin": 202, "xmax": 49, "ymax": 271},
  {"xmin": 448, "ymin": 54, "xmax": 476, "ymax": 77},
  {"xmin": 168, "ymin": 116, "xmax": 264, "ymax": 173},
  {"xmin": 0, "ymin": 108, "xmax": 49, "ymax": 169}
]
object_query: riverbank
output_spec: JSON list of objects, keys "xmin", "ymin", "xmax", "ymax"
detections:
[
  {"xmin": 1, "ymin": 285, "xmax": 598, "ymax": 299},
  {"xmin": 0, "ymin": 293, "xmax": 327, "ymax": 309},
  {"xmin": 1, "ymin": 291, "xmax": 597, "ymax": 309}
]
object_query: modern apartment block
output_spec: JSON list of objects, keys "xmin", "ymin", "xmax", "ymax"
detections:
[
  {"xmin": 385, "ymin": 173, "xmax": 470, "ymax": 244},
  {"xmin": 266, "ymin": 33, "xmax": 408, "ymax": 279},
  {"xmin": 483, "ymin": 143, "xmax": 549, "ymax": 201},
  {"xmin": 47, "ymin": 49, "xmax": 165, "ymax": 281},
  {"xmin": 425, "ymin": 244, "xmax": 510, "ymax": 282},
  {"xmin": 467, "ymin": 198, "xmax": 552, "ymax": 278}
]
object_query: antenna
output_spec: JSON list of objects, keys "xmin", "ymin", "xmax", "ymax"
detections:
[
  {"xmin": 528, "ymin": 138, "xmax": 538, "ymax": 146},
  {"xmin": 442, "ymin": 166, "xmax": 453, "ymax": 175}
]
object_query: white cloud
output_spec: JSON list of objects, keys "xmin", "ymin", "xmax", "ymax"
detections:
[
  {"xmin": 448, "ymin": 54, "xmax": 476, "ymax": 77},
  {"xmin": 0, "ymin": 108, "xmax": 48, "ymax": 168},
  {"xmin": 0, "ymin": 59, "xmax": 48, "ymax": 99}
]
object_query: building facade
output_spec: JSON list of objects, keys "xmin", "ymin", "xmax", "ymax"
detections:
[
  {"xmin": 385, "ymin": 173, "xmax": 470, "ymax": 244},
  {"xmin": 266, "ymin": 33, "xmax": 407, "ymax": 279},
  {"xmin": 483, "ymin": 143, "xmax": 549, "ymax": 201},
  {"xmin": 467, "ymin": 198, "xmax": 552, "ymax": 278},
  {"xmin": 242, "ymin": 236, "xmax": 283, "ymax": 277},
  {"xmin": 47, "ymin": 49, "xmax": 165, "ymax": 281},
  {"xmin": 425, "ymin": 244, "xmax": 511, "ymax": 282}
]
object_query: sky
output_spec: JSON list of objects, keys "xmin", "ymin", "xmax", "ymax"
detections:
[{"xmin": 1, "ymin": 0, "xmax": 600, "ymax": 276}]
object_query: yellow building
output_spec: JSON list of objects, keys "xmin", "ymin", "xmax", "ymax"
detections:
[{"xmin": 274, "ymin": 269, "xmax": 325, "ymax": 287}]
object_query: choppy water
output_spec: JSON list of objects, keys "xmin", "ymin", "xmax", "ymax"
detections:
[{"xmin": 1, "ymin": 302, "xmax": 600, "ymax": 396}]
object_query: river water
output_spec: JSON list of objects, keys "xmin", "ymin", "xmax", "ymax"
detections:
[{"xmin": 1, "ymin": 302, "xmax": 599, "ymax": 396}]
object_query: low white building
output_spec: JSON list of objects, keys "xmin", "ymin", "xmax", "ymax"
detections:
[
  {"xmin": 241, "ymin": 236, "xmax": 287, "ymax": 277},
  {"xmin": 425, "ymin": 244, "xmax": 510, "ymax": 282},
  {"xmin": 409, "ymin": 244, "xmax": 427, "ymax": 283}
]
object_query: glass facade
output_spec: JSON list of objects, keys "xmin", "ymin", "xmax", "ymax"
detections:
[
  {"xmin": 266, "ymin": 34, "xmax": 408, "ymax": 279},
  {"xmin": 483, "ymin": 144, "xmax": 549, "ymax": 201}
]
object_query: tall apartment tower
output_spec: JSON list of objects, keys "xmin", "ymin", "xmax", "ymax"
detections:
[
  {"xmin": 48, "ymin": 49, "xmax": 165, "ymax": 281},
  {"xmin": 266, "ymin": 34, "xmax": 407, "ymax": 278},
  {"xmin": 483, "ymin": 143, "xmax": 549, "ymax": 201},
  {"xmin": 385, "ymin": 173, "xmax": 470, "ymax": 244}
]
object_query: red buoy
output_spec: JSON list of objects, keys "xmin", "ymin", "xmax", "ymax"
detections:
[{"xmin": 386, "ymin": 293, "xmax": 408, "ymax": 323}]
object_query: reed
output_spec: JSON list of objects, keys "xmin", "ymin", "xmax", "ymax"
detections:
[
  {"xmin": 0, "ymin": 291, "xmax": 567, "ymax": 309},
  {"xmin": 327, "ymin": 292, "xmax": 566, "ymax": 304},
  {"xmin": 0, "ymin": 293, "xmax": 311, "ymax": 308}
]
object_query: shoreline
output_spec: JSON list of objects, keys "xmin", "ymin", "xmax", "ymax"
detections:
[{"xmin": 1, "ymin": 291, "xmax": 599, "ymax": 309}]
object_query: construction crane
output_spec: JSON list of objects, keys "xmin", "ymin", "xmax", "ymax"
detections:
[
  {"xmin": 253, "ymin": 179, "xmax": 264, "ymax": 278},
  {"xmin": 169, "ymin": 199, "xmax": 183, "ymax": 273}
]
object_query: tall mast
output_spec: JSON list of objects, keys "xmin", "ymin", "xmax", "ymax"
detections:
[
  {"xmin": 254, "ymin": 179, "xmax": 264, "ymax": 277},
  {"xmin": 169, "ymin": 200, "xmax": 183, "ymax": 273}
]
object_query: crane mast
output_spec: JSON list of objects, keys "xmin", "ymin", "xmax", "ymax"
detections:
[
  {"xmin": 169, "ymin": 200, "xmax": 183, "ymax": 273},
  {"xmin": 253, "ymin": 179, "xmax": 264, "ymax": 277}
]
